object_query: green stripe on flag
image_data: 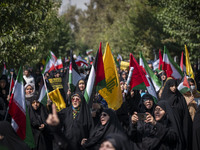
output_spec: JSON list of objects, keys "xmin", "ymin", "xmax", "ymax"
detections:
[
  {"xmin": 24, "ymin": 106, "xmax": 35, "ymax": 148},
  {"xmin": 132, "ymin": 82, "xmax": 147, "ymax": 90}
]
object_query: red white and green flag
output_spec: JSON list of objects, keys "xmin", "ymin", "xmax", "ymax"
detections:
[
  {"xmin": 8, "ymin": 67, "xmax": 35, "ymax": 148},
  {"xmin": 69, "ymin": 50, "xmax": 82, "ymax": 92},
  {"xmin": 162, "ymin": 46, "xmax": 183, "ymax": 79},
  {"xmin": 84, "ymin": 42, "xmax": 106, "ymax": 103},
  {"xmin": 38, "ymin": 75, "xmax": 48, "ymax": 106},
  {"xmin": 130, "ymin": 53, "xmax": 158, "ymax": 101},
  {"xmin": 129, "ymin": 53, "xmax": 149, "ymax": 90},
  {"xmin": 76, "ymin": 56, "xmax": 89, "ymax": 67},
  {"xmin": 55, "ymin": 56, "xmax": 63, "ymax": 70},
  {"xmin": 2, "ymin": 62, "xmax": 7, "ymax": 75},
  {"xmin": 139, "ymin": 52, "xmax": 161, "ymax": 92},
  {"xmin": 177, "ymin": 76, "xmax": 190, "ymax": 94},
  {"xmin": 42, "ymin": 56, "xmax": 55, "ymax": 74}
]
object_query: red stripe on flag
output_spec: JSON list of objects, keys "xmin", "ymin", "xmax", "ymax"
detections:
[
  {"xmin": 9, "ymin": 94, "xmax": 26, "ymax": 140},
  {"xmin": 183, "ymin": 76, "xmax": 190, "ymax": 88}
]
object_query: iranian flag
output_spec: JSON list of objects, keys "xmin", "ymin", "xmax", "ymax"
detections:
[
  {"xmin": 76, "ymin": 56, "xmax": 89, "ymax": 67},
  {"xmin": 38, "ymin": 75, "xmax": 48, "ymax": 106},
  {"xmin": 42, "ymin": 56, "xmax": 55, "ymax": 74},
  {"xmin": 139, "ymin": 52, "xmax": 161, "ymax": 92},
  {"xmin": 55, "ymin": 56, "xmax": 63, "ymax": 70},
  {"xmin": 69, "ymin": 50, "xmax": 82, "ymax": 92},
  {"xmin": 162, "ymin": 46, "xmax": 183, "ymax": 79},
  {"xmin": 178, "ymin": 76, "xmax": 190, "ymax": 94},
  {"xmin": 84, "ymin": 42, "xmax": 106, "ymax": 104},
  {"xmin": 8, "ymin": 67, "xmax": 35, "ymax": 148},
  {"xmin": 50, "ymin": 51, "xmax": 57, "ymax": 63}
]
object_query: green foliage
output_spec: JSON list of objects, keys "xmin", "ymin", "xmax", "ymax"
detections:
[{"xmin": 0, "ymin": 0, "xmax": 74, "ymax": 70}]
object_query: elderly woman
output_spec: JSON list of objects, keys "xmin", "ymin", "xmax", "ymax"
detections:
[{"xmin": 46, "ymin": 92, "xmax": 93, "ymax": 150}]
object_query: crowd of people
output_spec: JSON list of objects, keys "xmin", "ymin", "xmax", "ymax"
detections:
[{"xmin": 0, "ymin": 59, "xmax": 200, "ymax": 150}]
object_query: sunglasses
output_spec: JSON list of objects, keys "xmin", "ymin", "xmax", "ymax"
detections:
[{"xmin": 101, "ymin": 113, "xmax": 108, "ymax": 117}]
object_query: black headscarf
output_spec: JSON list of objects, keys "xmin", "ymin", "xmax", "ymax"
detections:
[
  {"xmin": 138, "ymin": 93, "xmax": 155, "ymax": 115},
  {"xmin": 83, "ymin": 108, "xmax": 125, "ymax": 150},
  {"xmin": 58, "ymin": 92, "xmax": 93, "ymax": 150},
  {"xmin": 141, "ymin": 101, "xmax": 180, "ymax": 150},
  {"xmin": 160, "ymin": 79, "xmax": 192, "ymax": 150},
  {"xmin": 0, "ymin": 121, "xmax": 30, "ymax": 150},
  {"xmin": 101, "ymin": 133, "xmax": 132, "ymax": 150},
  {"xmin": 75, "ymin": 79, "xmax": 86, "ymax": 94},
  {"xmin": 28, "ymin": 95, "xmax": 50, "ymax": 150}
]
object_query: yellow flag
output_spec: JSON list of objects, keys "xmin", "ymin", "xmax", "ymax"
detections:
[
  {"xmin": 48, "ymin": 88, "xmax": 66, "ymax": 112},
  {"xmin": 41, "ymin": 59, "xmax": 46, "ymax": 65},
  {"xmin": 99, "ymin": 43, "xmax": 123, "ymax": 110},
  {"xmin": 120, "ymin": 61, "xmax": 129, "ymax": 70},
  {"xmin": 185, "ymin": 45, "xmax": 194, "ymax": 79}
]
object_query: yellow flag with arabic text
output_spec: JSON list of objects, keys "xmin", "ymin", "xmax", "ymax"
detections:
[
  {"xmin": 48, "ymin": 88, "xmax": 66, "ymax": 112},
  {"xmin": 185, "ymin": 45, "xmax": 194, "ymax": 79},
  {"xmin": 99, "ymin": 43, "xmax": 122, "ymax": 110}
]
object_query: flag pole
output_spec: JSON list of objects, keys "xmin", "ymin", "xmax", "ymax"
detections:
[{"xmin": 42, "ymin": 74, "xmax": 50, "ymax": 103}]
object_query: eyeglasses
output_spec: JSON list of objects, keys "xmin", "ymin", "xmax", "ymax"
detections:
[
  {"xmin": 101, "ymin": 113, "xmax": 108, "ymax": 117},
  {"xmin": 72, "ymin": 98, "xmax": 81, "ymax": 101}
]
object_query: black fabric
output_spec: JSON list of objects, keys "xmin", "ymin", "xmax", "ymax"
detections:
[
  {"xmin": 75, "ymin": 79, "xmax": 86, "ymax": 95},
  {"xmin": 28, "ymin": 100, "xmax": 52, "ymax": 150},
  {"xmin": 0, "ymin": 75, "xmax": 9, "ymax": 106},
  {"xmin": 160, "ymin": 79, "xmax": 193, "ymax": 150},
  {"xmin": 0, "ymin": 121, "xmax": 30, "ymax": 150},
  {"xmin": 138, "ymin": 93, "xmax": 155, "ymax": 115},
  {"xmin": 193, "ymin": 105, "xmax": 200, "ymax": 150},
  {"xmin": 83, "ymin": 108, "xmax": 126, "ymax": 150},
  {"xmin": 57, "ymin": 92, "xmax": 93, "ymax": 150},
  {"xmin": 116, "ymin": 90, "xmax": 141, "ymax": 131},
  {"xmin": 146, "ymin": 101, "xmax": 180, "ymax": 150},
  {"xmin": 101, "ymin": 133, "xmax": 133, "ymax": 150},
  {"xmin": 0, "ymin": 97, "xmax": 7, "ymax": 121}
]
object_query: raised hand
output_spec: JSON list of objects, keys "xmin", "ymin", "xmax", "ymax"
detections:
[{"xmin": 46, "ymin": 104, "xmax": 60, "ymax": 126}]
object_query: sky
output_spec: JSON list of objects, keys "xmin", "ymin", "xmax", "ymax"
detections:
[{"xmin": 59, "ymin": 0, "xmax": 90, "ymax": 15}]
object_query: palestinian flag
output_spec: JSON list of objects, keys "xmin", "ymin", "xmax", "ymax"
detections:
[
  {"xmin": 38, "ymin": 75, "xmax": 48, "ymax": 106},
  {"xmin": 139, "ymin": 52, "xmax": 161, "ymax": 92},
  {"xmin": 129, "ymin": 53, "xmax": 149, "ymax": 90},
  {"xmin": 55, "ymin": 56, "xmax": 63, "ymax": 70},
  {"xmin": 2, "ymin": 62, "xmax": 7, "ymax": 75},
  {"xmin": 178, "ymin": 76, "xmax": 190, "ymax": 94},
  {"xmin": 162, "ymin": 46, "xmax": 183, "ymax": 79},
  {"xmin": 84, "ymin": 42, "xmax": 106, "ymax": 104},
  {"xmin": 8, "ymin": 67, "xmax": 35, "ymax": 148},
  {"xmin": 69, "ymin": 50, "xmax": 82, "ymax": 92}
]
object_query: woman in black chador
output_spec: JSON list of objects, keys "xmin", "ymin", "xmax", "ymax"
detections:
[
  {"xmin": 160, "ymin": 78, "xmax": 192, "ymax": 150},
  {"xmin": 81, "ymin": 108, "xmax": 126, "ymax": 150},
  {"xmin": 0, "ymin": 121, "xmax": 30, "ymax": 150},
  {"xmin": 28, "ymin": 95, "xmax": 52, "ymax": 150},
  {"xmin": 46, "ymin": 92, "xmax": 93, "ymax": 150}
]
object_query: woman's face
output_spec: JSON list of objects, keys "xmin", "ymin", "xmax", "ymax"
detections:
[
  {"xmin": 78, "ymin": 80, "xmax": 85, "ymax": 91},
  {"xmin": 72, "ymin": 95, "xmax": 81, "ymax": 108},
  {"xmin": 31, "ymin": 100, "xmax": 40, "ymax": 110},
  {"xmin": 0, "ymin": 80, "xmax": 6, "ymax": 89},
  {"xmin": 154, "ymin": 106, "xmax": 165, "ymax": 121},
  {"xmin": 169, "ymin": 85, "xmax": 176, "ymax": 93},
  {"xmin": 99, "ymin": 141, "xmax": 115, "ymax": 150},
  {"xmin": 143, "ymin": 99, "xmax": 153, "ymax": 110},
  {"xmin": 100, "ymin": 112, "xmax": 110, "ymax": 126},
  {"xmin": 25, "ymin": 85, "xmax": 33, "ymax": 95}
]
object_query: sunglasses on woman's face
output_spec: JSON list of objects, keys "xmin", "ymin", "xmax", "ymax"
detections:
[{"xmin": 101, "ymin": 113, "xmax": 108, "ymax": 117}]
